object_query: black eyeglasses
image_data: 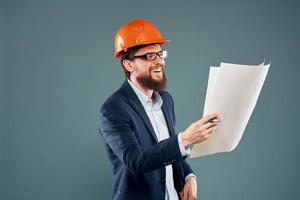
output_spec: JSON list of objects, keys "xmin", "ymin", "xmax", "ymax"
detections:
[{"xmin": 132, "ymin": 50, "xmax": 168, "ymax": 61}]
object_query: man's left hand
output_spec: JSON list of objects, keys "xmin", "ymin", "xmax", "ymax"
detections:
[{"xmin": 179, "ymin": 176, "xmax": 197, "ymax": 200}]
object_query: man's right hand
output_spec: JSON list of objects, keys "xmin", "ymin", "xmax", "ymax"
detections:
[{"xmin": 181, "ymin": 113, "xmax": 221, "ymax": 148}]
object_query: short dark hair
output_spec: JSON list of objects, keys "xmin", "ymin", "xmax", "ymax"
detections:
[{"xmin": 119, "ymin": 44, "xmax": 154, "ymax": 78}]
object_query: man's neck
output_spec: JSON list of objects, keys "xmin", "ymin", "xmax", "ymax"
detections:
[{"xmin": 130, "ymin": 78, "xmax": 154, "ymax": 99}]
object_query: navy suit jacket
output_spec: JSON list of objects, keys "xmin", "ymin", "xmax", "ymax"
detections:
[{"xmin": 99, "ymin": 80, "xmax": 193, "ymax": 200}]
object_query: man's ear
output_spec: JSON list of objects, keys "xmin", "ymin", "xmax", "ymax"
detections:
[{"xmin": 122, "ymin": 60, "xmax": 135, "ymax": 73}]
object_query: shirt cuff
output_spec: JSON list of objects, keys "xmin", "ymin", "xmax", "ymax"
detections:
[
  {"xmin": 178, "ymin": 132, "xmax": 191, "ymax": 156},
  {"xmin": 185, "ymin": 173, "xmax": 197, "ymax": 182}
]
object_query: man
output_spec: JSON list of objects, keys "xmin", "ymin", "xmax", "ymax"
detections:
[{"xmin": 99, "ymin": 19, "xmax": 220, "ymax": 200}]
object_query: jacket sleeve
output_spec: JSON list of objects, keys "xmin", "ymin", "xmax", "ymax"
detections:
[{"xmin": 99, "ymin": 100, "xmax": 186, "ymax": 177}]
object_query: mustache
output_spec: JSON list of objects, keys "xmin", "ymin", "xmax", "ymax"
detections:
[{"xmin": 149, "ymin": 65, "xmax": 164, "ymax": 72}]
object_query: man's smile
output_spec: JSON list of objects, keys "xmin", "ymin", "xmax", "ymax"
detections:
[{"xmin": 151, "ymin": 67, "xmax": 163, "ymax": 75}]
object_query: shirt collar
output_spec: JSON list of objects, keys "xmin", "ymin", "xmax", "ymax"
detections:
[{"xmin": 127, "ymin": 79, "xmax": 163, "ymax": 110}]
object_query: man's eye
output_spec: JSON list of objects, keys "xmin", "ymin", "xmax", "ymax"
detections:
[{"xmin": 147, "ymin": 54, "xmax": 156, "ymax": 59}]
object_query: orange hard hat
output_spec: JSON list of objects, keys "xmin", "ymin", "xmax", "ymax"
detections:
[{"xmin": 114, "ymin": 19, "xmax": 170, "ymax": 58}]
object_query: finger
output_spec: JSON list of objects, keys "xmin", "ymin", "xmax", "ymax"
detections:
[
  {"xmin": 193, "ymin": 125, "xmax": 215, "ymax": 137},
  {"xmin": 193, "ymin": 119, "xmax": 217, "ymax": 133},
  {"xmin": 199, "ymin": 113, "xmax": 219, "ymax": 125},
  {"xmin": 186, "ymin": 190, "xmax": 191, "ymax": 200},
  {"xmin": 179, "ymin": 192, "xmax": 183, "ymax": 200},
  {"xmin": 202, "ymin": 125, "xmax": 218, "ymax": 136},
  {"xmin": 188, "ymin": 189, "xmax": 196, "ymax": 200},
  {"xmin": 195, "ymin": 126, "xmax": 217, "ymax": 141},
  {"xmin": 182, "ymin": 193, "xmax": 186, "ymax": 200},
  {"xmin": 183, "ymin": 188, "xmax": 188, "ymax": 200},
  {"xmin": 189, "ymin": 192, "xmax": 196, "ymax": 200},
  {"xmin": 201, "ymin": 121, "xmax": 218, "ymax": 130}
]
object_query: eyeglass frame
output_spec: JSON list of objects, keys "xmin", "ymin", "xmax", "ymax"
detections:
[{"xmin": 131, "ymin": 50, "xmax": 168, "ymax": 61}]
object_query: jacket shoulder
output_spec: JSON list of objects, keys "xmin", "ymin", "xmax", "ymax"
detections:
[
  {"xmin": 100, "ymin": 89, "xmax": 127, "ymax": 113},
  {"xmin": 159, "ymin": 90, "xmax": 173, "ymax": 102},
  {"xmin": 159, "ymin": 90, "xmax": 175, "ymax": 110}
]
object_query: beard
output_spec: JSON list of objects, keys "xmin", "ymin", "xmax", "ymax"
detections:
[{"xmin": 136, "ymin": 68, "xmax": 167, "ymax": 91}]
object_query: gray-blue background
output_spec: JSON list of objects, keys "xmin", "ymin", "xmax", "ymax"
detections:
[{"xmin": 1, "ymin": 0, "xmax": 299, "ymax": 199}]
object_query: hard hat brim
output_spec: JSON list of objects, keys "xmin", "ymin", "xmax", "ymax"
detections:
[{"xmin": 115, "ymin": 39, "xmax": 171, "ymax": 58}]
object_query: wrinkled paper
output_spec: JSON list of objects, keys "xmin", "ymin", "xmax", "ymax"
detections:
[{"xmin": 190, "ymin": 61, "xmax": 270, "ymax": 158}]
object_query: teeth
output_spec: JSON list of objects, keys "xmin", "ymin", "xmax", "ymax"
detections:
[{"xmin": 152, "ymin": 67, "xmax": 162, "ymax": 73}]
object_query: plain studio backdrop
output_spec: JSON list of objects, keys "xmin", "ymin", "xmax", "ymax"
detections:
[{"xmin": 1, "ymin": 0, "xmax": 299, "ymax": 199}]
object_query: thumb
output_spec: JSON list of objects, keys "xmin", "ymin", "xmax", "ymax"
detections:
[{"xmin": 179, "ymin": 191, "xmax": 183, "ymax": 200}]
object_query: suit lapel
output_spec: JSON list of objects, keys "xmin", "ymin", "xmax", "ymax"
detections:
[
  {"xmin": 161, "ymin": 101, "xmax": 176, "ymax": 137},
  {"xmin": 120, "ymin": 80, "xmax": 158, "ymax": 143},
  {"xmin": 131, "ymin": 101, "xmax": 159, "ymax": 143}
]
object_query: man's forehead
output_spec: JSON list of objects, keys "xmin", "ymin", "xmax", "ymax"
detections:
[{"xmin": 135, "ymin": 44, "xmax": 162, "ymax": 54}]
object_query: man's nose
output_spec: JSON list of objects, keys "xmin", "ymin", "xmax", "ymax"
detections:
[{"xmin": 153, "ymin": 56, "xmax": 165, "ymax": 66}]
